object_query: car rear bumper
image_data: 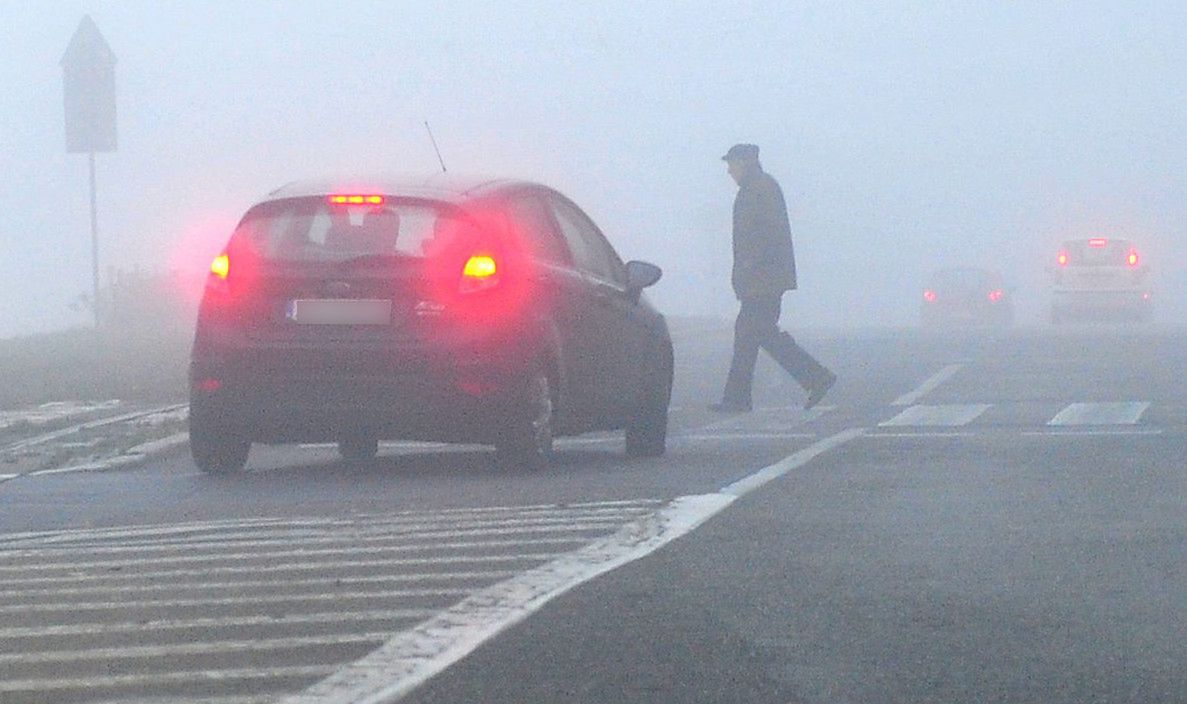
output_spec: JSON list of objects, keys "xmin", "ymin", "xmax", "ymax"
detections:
[
  {"xmin": 189, "ymin": 329, "xmax": 542, "ymax": 445},
  {"xmin": 1052, "ymin": 289, "xmax": 1151, "ymax": 316}
]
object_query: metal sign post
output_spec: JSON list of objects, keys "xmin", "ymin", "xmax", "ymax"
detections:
[{"xmin": 61, "ymin": 15, "xmax": 117, "ymax": 328}]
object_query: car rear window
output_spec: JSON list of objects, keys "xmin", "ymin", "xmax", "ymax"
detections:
[
  {"xmin": 1062, "ymin": 239, "xmax": 1133, "ymax": 266},
  {"xmin": 231, "ymin": 198, "xmax": 481, "ymax": 263}
]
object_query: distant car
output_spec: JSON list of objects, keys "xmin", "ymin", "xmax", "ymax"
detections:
[
  {"xmin": 1049, "ymin": 237, "xmax": 1152, "ymax": 323},
  {"xmin": 189, "ymin": 175, "xmax": 673, "ymax": 473},
  {"xmin": 920, "ymin": 267, "xmax": 1014, "ymax": 328}
]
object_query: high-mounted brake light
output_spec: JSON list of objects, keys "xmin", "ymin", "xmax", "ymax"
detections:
[
  {"xmin": 329, "ymin": 195, "xmax": 385, "ymax": 205},
  {"xmin": 210, "ymin": 253, "xmax": 230, "ymax": 280},
  {"xmin": 1127, "ymin": 249, "xmax": 1140, "ymax": 267},
  {"xmin": 1057, "ymin": 251, "xmax": 1069, "ymax": 266},
  {"xmin": 1088, "ymin": 238, "xmax": 1108, "ymax": 248},
  {"xmin": 923, "ymin": 289, "xmax": 937, "ymax": 303}
]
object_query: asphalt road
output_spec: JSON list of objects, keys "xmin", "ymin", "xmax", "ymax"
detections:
[{"xmin": 1, "ymin": 321, "xmax": 1184, "ymax": 703}]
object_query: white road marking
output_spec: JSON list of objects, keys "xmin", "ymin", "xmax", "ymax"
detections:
[
  {"xmin": 0, "ymin": 499, "xmax": 663, "ymax": 548},
  {"xmin": 285, "ymin": 428, "xmax": 864, "ymax": 704},
  {"xmin": 0, "ymin": 608, "xmax": 436, "ymax": 640},
  {"xmin": 0, "ymin": 665, "xmax": 337, "ymax": 695},
  {"xmin": 1047, "ymin": 401, "xmax": 1151, "ymax": 426},
  {"xmin": 892, "ymin": 363, "xmax": 964, "ymax": 406},
  {"xmin": 0, "ymin": 588, "xmax": 470, "ymax": 616},
  {"xmin": 0, "ymin": 632, "xmax": 392, "ymax": 665},
  {"xmin": 703, "ymin": 405, "xmax": 834, "ymax": 432},
  {"xmin": 867, "ymin": 431, "xmax": 978, "ymax": 438},
  {"xmin": 720, "ymin": 429, "xmax": 865, "ymax": 497},
  {"xmin": 0, "ymin": 528, "xmax": 619, "ymax": 572},
  {"xmin": 1, "ymin": 514, "xmax": 646, "ymax": 560},
  {"xmin": 0, "ymin": 553, "xmax": 568, "ymax": 586},
  {"xmin": 879, "ymin": 404, "xmax": 991, "ymax": 427},
  {"xmin": 0, "ymin": 571, "xmax": 519, "ymax": 600},
  {"xmin": 1022, "ymin": 428, "xmax": 1163, "ymax": 437}
]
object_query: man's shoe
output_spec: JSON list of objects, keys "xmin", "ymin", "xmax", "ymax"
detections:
[
  {"xmin": 708, "ymin": 401, "xmax": 752, "ymax": 414},
  {"xmin": 804, "ymin": 372, "xmax": 836, "ymax": 410}
]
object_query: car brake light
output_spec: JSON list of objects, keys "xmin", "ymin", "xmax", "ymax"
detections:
[
  {"xmin": 210, "ymin": 253, "xmax": 230, "ymax": 280},
  {"xmin": 1057, "ymin": 251, "xmax": 1069, "ymax": 266},
  {"xmin": 329, "ymin": 195, "xmax": 385, "ymax": 205},
  {"xmin": 460, "ymin": 254, "xmax": 499, "ymax": 293},
  {"xmin": 923, "ymin": 289, "xmax": 937, "ymax": 303},
  {"xmin": 194, "ymin": 377, "xmax": 223, "ymax": 393},
  {"xmin": 988, "ymin": 289, "xmax": 1003, "ymax": 302},
  {"xmin": 1088, "ymin": 238, "xmax": 1108, "ymax": 248},
  {"xmin": 1127, "ymin": 249, "xmax": 1139, "ymax": 267}
]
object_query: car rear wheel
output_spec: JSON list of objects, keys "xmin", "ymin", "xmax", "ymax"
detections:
[
  {"xmin": 494, "ymin": 370, "xmax": 554, "ymax": 471},
  {"xmin": 338, "ymin": 433, "xmax": 379, "ymax": 463},
  {"xmin": 189, "ymin": 413, "xmax": 250, "ymax": 475},
  {"xmin": 626, "ymin": 342, "xmax": 672, "ymax": 458}
]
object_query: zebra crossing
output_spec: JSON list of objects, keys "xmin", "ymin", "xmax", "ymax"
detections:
[
  {"xmin": 877, "ymin": 400, "xmax": 1158, "ymax": 431},
  {"xmin": 0, "ymin": 499, "xmax": 663, "ymax": 704}
]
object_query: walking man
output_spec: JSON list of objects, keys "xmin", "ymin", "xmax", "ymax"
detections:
[{"xmin": 711, "ymin": 143, "xmax": 836, "ymax": 413}]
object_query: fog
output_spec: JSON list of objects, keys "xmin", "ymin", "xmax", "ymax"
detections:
[{"xmin": 2, "ymin": 1, "xmax": 1186, "ymax": 338}]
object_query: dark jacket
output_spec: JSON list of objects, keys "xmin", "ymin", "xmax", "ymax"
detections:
[{"xmin": 731, "ymin": 166, "xmax": 797, "ymax": 300}]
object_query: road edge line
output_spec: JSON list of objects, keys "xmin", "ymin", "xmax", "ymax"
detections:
[{"xmin": 284, "ymin": 428, "xmax": 864, "ymax": 704}]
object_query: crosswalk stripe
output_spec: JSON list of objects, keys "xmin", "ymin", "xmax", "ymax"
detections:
[
  {"xmin": 0, "ymin": 665, "xmax": 336, "ymax": 695},
  {"xmin": 0, "ymin": 632, "xmax": 392, "ymax": 665},
  {"xmin": 892, "ymin": 363, "xmax": 964, "ymax": 406},
  {"xmin": 1047, "ymin": 401, "xmax": 1150, "ymax": 426},
  {"xmin": 879, "ymin": 404, "xmax": 991, "ymax": 427}
]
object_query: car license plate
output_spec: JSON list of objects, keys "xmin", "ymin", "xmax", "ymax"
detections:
[{"xmin": 286, "ymin": 299, "xmax": 392, "ymax": 325}]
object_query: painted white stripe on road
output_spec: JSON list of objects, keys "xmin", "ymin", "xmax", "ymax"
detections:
[
  {"xmin": 879, "ymin": 404, "xmax": 991, "ymax": 427},
  {"xmin": 0, "ymin": 527, "xmax": 619, "ymax": 571},
  {"xmin": 285, "ymin": 429, "xmax": 864, "ymax": 704},
  {"xmin": 0, "ymin": 632, "xmax": 391, "ymax": 666},
  {"xmin": 0, "ymin": 609, "xmax": 435, "ymax": 640},
  {"xmin": 1, "ymin": 515, "xmax": 641, "ymax": 560},
  {"xmin": 0, "ymin": 665, "xmax": 336, "ymax": 696},
  {"xmin": 0, "ymin": 588, "xmax": 469, "ymax": 616},
  {"xmin": 0, "ymin": 571, "xmax": 518, "ymax": 601},
  {"xmin": 892, "ymin": 363, "xmax": 964, "ymax": 406},
  {"xmin": 1023, "ymin": 428, "xmax": 1163, "ymax": 437},
  {"xmin": 1047, "ymin": 401, "xmax": 1150, "ymax": 426}
]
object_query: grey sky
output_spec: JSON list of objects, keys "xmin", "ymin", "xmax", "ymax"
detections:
[{"xmin": 2, "ymin": 1, "xmax": 1185, "ymax": 336}]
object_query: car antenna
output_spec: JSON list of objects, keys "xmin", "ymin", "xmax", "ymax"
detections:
[{"xmin": 424, "ymin": 121, "xmax": 448, "ymax": 173}]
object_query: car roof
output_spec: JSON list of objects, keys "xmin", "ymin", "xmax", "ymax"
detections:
[{"xmin": 261, "ymin": 174, "xmax": 541, "ymax": 205}]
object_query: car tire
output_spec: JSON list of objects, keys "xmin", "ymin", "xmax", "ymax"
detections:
[
  {"xmin": 494, "ymin": 369, "xmax": 554, "ymax": 471},
  {"xmin": 338, "ymin": 433, "xmax": 379, "ymax": 463},
  {"xmin": 189, "ymin": 412, "xmax": 250, "ymax": 475},
  {"xmin": 625, "ymin": 341, "xmax": 672, "ymax": 458}
]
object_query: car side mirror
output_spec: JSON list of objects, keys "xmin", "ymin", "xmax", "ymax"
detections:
[{"xmin": 625, "ymin": 260, "xmax": 663, "ymax": 291}]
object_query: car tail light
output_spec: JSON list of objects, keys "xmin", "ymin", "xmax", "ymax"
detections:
[
  {"xmin": 210, "ymin": 253, "xmax": 230, "ymax": 280},
  {"xmin": 1088, "ymin": 238, "xmax": 1108, "ymax": 248},
  {"xmin": 194, "ymin": 377, "xmax": 223, "ymax": 393},
  {"xmin": 1057, "ymin": 251, "xmax": 1069, "ymax": 266},
  {"xmin": 988, "ymin": 289, "xmax": 1004, "ymax": 302},
  {"xmin": 329, "ymin": 195, "xmax": 384, "ymax": 205},
  {"xmin": 1127, "ymin": 249, "xmax": 1140, "ymax": 267},
  {"xmin": 923, "ymin": 289, "xmax": 937, "ymax": 303},
  {"xmin": 459, "ymin": 254, "xmax": 499, "ymax": 294}
]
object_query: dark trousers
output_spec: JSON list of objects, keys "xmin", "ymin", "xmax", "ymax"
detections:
[{"xmin": 722, "ymin": 295, "xmax": 829, "ymax": 406}]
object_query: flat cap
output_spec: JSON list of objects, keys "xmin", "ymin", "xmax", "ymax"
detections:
[{"xmin": 721, "ymin": 143, "xmax": 759, "ymax": 161}]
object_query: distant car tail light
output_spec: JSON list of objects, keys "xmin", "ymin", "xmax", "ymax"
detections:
[
  {"xmin": 1088, "ymin": 238, "xmax": 1108, "ymax": 248},
  {"xmin": 923, "ymin": 289, "xmax": 937, "ymax": 303},
  {"xmin": 1127, "ymin": 249, "xmax": 1140, "ymax": 267},
  {"xmin": 329, "ymin": 195, "xmax": 384, "ymax": 205},
  {"xmin": 459, "ymin": 254, "xmax": 499, "ymax": 294},
  {"xmin": 988, "ymin": 289, "xmax": 1004, "ymax": 302},
  {"xmin": 1057, "ymin": 251, "xmax": 1069, "ymax": 266}
]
